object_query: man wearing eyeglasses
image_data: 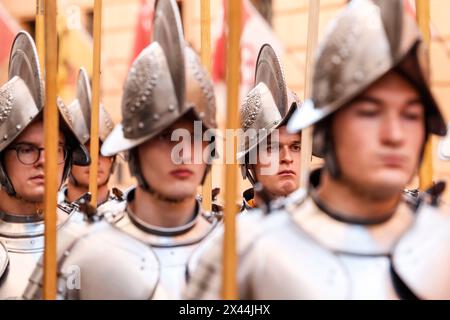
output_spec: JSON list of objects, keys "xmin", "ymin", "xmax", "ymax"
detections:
[{"xmin": 0, "ymin": 31, "xmax": 90, "ymax": 299}]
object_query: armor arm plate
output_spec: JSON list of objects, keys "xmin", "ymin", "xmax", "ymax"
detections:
[
  {"xmin": 0, "ymin": 242, "xmax": 9, "ymax": 281},
  {"xmin": 393, "ymin": 203, "xmax": 450, "ymax": 300},
  {"xmin": 24, "ymin": 219, "xmax": 161, "ymax": 300}
]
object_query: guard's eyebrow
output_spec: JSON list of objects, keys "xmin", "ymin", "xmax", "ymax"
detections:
[{"xmin": 352, "ymin": 95, "xmax": 422, "ymax": 108}]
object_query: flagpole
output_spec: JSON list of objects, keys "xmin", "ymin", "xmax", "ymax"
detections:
[
  {"xmin": 36, "ymin": 0, "xmax": 45, "ymax": 71},
  {"xmin": 222, "ymin": 0, "xmax": 241, "ymax": 300},
  {"xmin": 89, "ymin": 0, "xmax": 102, "ymax": 206},
  {"xmin": 300, "ymin": 0, "xmax": 320, "ymax": 189},
  {"xmin": 43, "ymin": 0, "xmax": 58, "ymax": 300},
  {"xmin": 200, "ymin": 0, "xmax": 213, "ymax": 212},
  {"xmin": 416, "ymin": 0, "xmax": 433, "ymax": 190}
]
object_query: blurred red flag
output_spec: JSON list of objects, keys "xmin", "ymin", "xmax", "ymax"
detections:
[
  {"xmin": 403, "ymin": 0, "xmax": 416, "ymax": 17},
  {"xmin": 0, "ymin": 3, "xmax": 20, "ymax": 65},
  {"xmin": 130, "ymin": 0, "xmax": 155, "ymax": 64},
  {"xmin": 212, "ymin": 0, "xmax": 283, "ymax": 95}
]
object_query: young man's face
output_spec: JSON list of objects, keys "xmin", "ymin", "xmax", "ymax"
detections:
[
  {"xmin": 3, "ymin": 120, "xmax": 66, "ymax": 202},
  {"xmin": 70, "ymin": 141, "xmax": 114, "ymax": 188},
  {"xmin": 331, "ymin": 71, "xmax": 425, "ymax": 198},
  {"xmin": 254, "ymin": 126, "xmax": 301, "ymax": 198},
  {"xmin": 138, "ymin": 118, "xmax": 208, "ymax": 201}
]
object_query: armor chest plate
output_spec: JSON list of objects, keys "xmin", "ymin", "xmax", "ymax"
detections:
[
  {"xmin": 0, "ymin": 249, "xmax": 42, "ymax": 299},
  {"xmin": 109, "ymin": 203, "xmax": 220, "ymax": 299},
  {"xmin": 0, "ymin": 206, "xmax": 80, "ymax": 299},
  {"xmin": 243, "ymin": 214, "xmax": 399, "ymax": 299},
  {"xmin": 152, "ymin": 245, "xmax": 200, "ymax": 299}
]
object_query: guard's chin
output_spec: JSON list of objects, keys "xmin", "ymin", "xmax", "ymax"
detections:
[
  {"xmin": 276, "ymin": 180, "xmax": 298, "ymax": 197},
  {"xmin": 163, "ymin": 191, "xmax": 196, "ymax": 202},
  {"xmin": 21, "ymin": 192, "xmax": 44, "ymax": 204}
]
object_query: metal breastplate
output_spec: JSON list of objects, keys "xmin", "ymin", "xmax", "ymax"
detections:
[
  {"xmin": 0, "ymin": 206, "xmax": 77, "ymax": 299},
  {"xmin": 236, "ymin": 197, "xmax": 417, "ymax": 299},
  {"xmin": 108, "ymin": 200, "xmax": 221, "ymax": 299},
  {"xmin": 393, "ymin": 202, "xmax": 450, "ymax": 299},
  {"xmin": 23, "ymin": 216, "xmax": 161, "ymax": 300}
]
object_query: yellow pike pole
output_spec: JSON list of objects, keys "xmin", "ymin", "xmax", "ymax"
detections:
[
  {"xmin": 200, "ymin": 0, "xmax": 213, "ymax": 212},
  {"xmin": 416, "ymin": 0, "xmax": 433, "ymax": 190},
  {"xmin": 300, "ymin": 0, "xmax": 320, "ymax": 189},
  {"xmin": 43, "ymin": 0, "xmax": 58, "ymax": 300},
  {"xmin": 89, "ymin": 0, "xmax": 102, "ymax": 206},
  {"xmin": 222, "ymin": 0, "xmax": 241, "ymax": 300},
  {"xmin": 36, "ymin": 0, "xmax": 45, "ymax": 71}
]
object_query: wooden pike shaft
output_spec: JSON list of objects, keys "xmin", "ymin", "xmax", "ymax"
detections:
[
  {"xmin": 222, "ymin": 0, "xmax": 241, "ymax": 300},
  {"xmin": 200, "ymin": 0, "xmax": 213, "ymax": 212},
  {"xmin": 35, "ymin": 0, "xmax": 45, "ymax": 71},
  {"xmin": 300, "ymin": 0, "xmax": 320, "ymax": 189},
  {"xmin": 43, "ymin": 0, "xmax": 58, "ymax": 300},
  {"xmin": 89, "ymin": 0, "xmax": 102, "ymax": 206},
  {"xmin": 416, "ymin": 0, "xmax": 433, "ymax": 190}
]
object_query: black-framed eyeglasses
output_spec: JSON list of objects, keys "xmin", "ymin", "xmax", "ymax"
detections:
[{"xmin": 5, "ymin": 143, "xmax": 68, "ymax": 165}]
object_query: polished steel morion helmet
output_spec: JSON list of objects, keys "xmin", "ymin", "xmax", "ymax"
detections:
[
  {"xmin": 0, "ymin": 31, "xmax": 90, "ymax": 196},
  {"xmin": 237, "ymin": 44, "xmax": 300, "ymax": 184},
  {"xmin": 287, "ymin": 0, "xmax": 447, "ymax": 159}
]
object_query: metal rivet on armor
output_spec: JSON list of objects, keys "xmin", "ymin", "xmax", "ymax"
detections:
[
  {"xmin": 153, "ymin": 114, "xmax": 159, "ymax": 121},
  {"xmin": 135, "ymin": 101, "xmax": 141, "ymax": 108},
  {"xmin": 199, "ymin": 112, "xmax": 205, "ymax": 118},
  {"xmin": 130, "ymin": 106, "xmax": 135, "ymax": 113},
  {"xmin": 3, "ymin": 134, "xmax": 7, "ymax": 140},
  {"xmin": 141, "ymin": 96, "xmax": 147, "ymax": 102},
  {"xmin": 138, "ymin": 122, "xmax": 144, "ymax": 129},
  {"xmin": 16, "ymin": 124, "xmax": 21, "ymax": 131},
  {"xmin": 168, "ymin": 104, "xmax": 175, "ymax": 112},
  {"xmin": 126, "ymin": 126, "xmax": 132, "ymax": 133}
]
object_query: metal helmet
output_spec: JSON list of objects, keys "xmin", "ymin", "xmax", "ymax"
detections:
[
  {"xmin": 287, "ymin": 0, "xmax": 447, "ymax": 158},
  {"xmin": 101, "ymin": 0, "xmax": 216, "ymax": 202},
  {"xmin": 438, "ymin": 124, "xmax": 450, "ymax": 161},
  {"xmin": 237, "ymin": 44, "xmax": 299, "ymax": 183},
  {"xmin": 67, "ymin": 68, "xmax": 115, "ymax": 145},
  {"xmin": 0, "ymin": 31, "xmax": 89, "ymax": 196},
  {"xmin": 101, "ymin": 0, "xmax": 217, "ymax": 159},
  {"xmin": 184, "ymin": 45, "xmax": 217, "ymax": 130},
  {"xmin": 101, "ymin": 0, "xmax": 184, "ymax": 157}
]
